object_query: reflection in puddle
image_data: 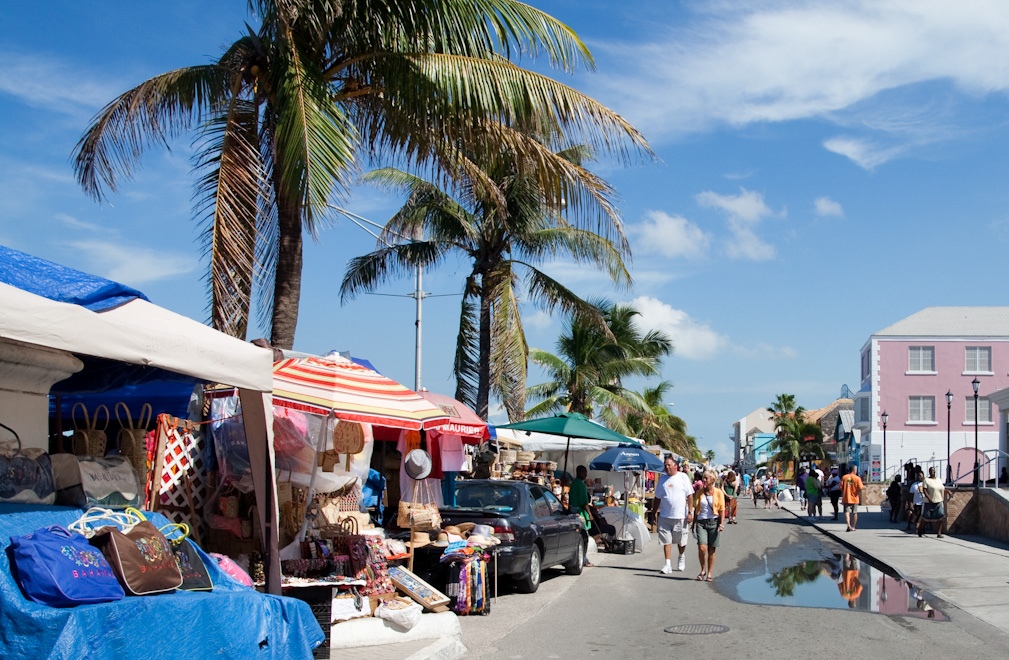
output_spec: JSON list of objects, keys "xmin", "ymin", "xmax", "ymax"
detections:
[{"xmin": 735, "ymin": 553, "xmax": 946, "ymax": 620}]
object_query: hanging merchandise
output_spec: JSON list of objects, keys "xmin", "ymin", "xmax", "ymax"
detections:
[
  {"xmin": 71, "ymin": 403, "xmax": 109, "ymax": 458},
  {"xmin": 51, "ymin": 454, "xmax": 140, "ymax": 509},
  {"xmin": 9, "ymin": 525, "xmax": 125, "ymax": 607},
  {"xmin": 115, "ymin": 402, "xmax": 153, "ymax": 477},
  {"xmin": 149, "ymin": 414, "xmax": 207, "ymax": 543},
  {"xmin": 0, "ymin": 421, "xmax": 55, "ymax": 505},
  {"xmin": 330, "ymin": 420, "xmax": 366, "ymax": 472}
]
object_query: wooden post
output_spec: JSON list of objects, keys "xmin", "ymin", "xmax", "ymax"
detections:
[{"xmin": 408, "ymin": 478, "xmax": 420, "ymax": 572}]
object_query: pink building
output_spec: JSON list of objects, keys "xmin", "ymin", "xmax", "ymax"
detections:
[{"xmin": 854, "ymin": 307, "xmax": 1009, "ymax": 482}]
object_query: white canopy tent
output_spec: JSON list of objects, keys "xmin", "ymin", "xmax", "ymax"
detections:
[
  {"xmin": 494, "ymin": 427, "xmax": 641, "ymax": 452},
  {"xmin": 0, "ymin": 282, "xmax": 281, "ymax": 592}
]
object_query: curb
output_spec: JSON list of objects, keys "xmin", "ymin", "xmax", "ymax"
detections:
[{"xmin": 329, "ymin": 611, "xmax": 463, "ymax": 650}]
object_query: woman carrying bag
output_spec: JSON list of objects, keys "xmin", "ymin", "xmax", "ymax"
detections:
[{"xmin": 691, "ymin": 470, "xmax": 725, "ymax": 582}]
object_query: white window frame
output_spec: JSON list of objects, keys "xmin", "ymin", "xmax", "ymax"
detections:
[
  {"xmin": 965, "ymin": 396, "xmax": 993, "ymax": 424},
  {"xmin": 965, "ymin": 346, "xmax": 992, "ymax": 374},
  {"xmin": 907, "ymin": 346, "xmax": 935, "ymax": 373},
  {"xmin": 908, "ymin": 396, "xmax": 936, "ymax": 424}
]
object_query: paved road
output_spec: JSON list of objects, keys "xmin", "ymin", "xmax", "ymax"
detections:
[{"xmin": 456, "ymin": 499, "xmax": 1009, "ymax": 658}]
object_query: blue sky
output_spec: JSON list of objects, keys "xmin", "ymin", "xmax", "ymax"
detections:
[{"xmin": 4, "ymin": 1, "xmax": 1009, "ymax": 463}]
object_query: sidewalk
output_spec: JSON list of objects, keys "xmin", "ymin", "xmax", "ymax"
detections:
[{"xmin": 779, "ymin": 498, "xmax": 1009, "ymax": 633}]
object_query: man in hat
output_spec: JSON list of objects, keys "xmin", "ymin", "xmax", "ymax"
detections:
[{"xmin": 653, "ymin": 456, "xmax": 694, "ymax": 573}]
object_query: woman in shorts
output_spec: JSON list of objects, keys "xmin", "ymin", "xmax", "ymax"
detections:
[{"xmin": 691, "ymin": 469, "xmax": 725, "ymax": 581}]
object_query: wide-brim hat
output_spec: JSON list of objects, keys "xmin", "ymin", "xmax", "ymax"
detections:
[
  {"xmin": 467, "ymin": 534, "xmax": 500, "ymax": 547},
  {"xmin": 404, "ymin": 449, "xmax": 432, "ymax": 480},
  {"xmin": 432, "ymin": 531, "xmax": 450, "ymax": 547},
  {"xmin": 406, "ymin": 531, "xmax": 432, "ymax": 548},
  {"xmin": 456, "ymin": 522, "xmax": 476, "ymax": 535}
]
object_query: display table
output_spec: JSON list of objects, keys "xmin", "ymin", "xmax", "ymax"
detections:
[{"xmin": 0, "ymin": 504, "xmax": 324, "ymax": 660}]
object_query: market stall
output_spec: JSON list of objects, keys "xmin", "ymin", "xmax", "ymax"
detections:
[{"xmin": 0, "ymin": 246, "xmax": 323, "ymax": 658}]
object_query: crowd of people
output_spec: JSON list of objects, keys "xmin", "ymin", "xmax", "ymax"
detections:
[{"xmin": 885, "ymin": 464, "xmax": 950, "ymax": 538}]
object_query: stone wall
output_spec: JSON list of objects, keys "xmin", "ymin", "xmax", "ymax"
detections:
[{"xmin": 946, "ymin": 488, "xmax": 1009, "ymax": 543}]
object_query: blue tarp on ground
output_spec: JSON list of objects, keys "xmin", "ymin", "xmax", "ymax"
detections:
[
  {"xmin": 0, "ymin": 505, "xmax": 324, "ymax": 660},
  {"xmin": 0, "ymin": 245, "xmax": 148, "ymax": 312}
]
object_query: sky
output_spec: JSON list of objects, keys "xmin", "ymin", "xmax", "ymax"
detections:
[{"xmin": 4, "ymin": 1, "xmax": 1009, "ymax": 463}]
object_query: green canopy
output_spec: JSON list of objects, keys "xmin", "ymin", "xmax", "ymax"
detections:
[{"xmin": 495, "ymin": 412, "xmax": 641, "ymax": 475}]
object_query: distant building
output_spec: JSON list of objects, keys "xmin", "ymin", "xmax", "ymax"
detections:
[
  {"xmin": 803, "ymin": 398, "xmax": 853, "ymax": 466},
  {"xmin": 732, "ymin": 407, "xmax": 777, "ymax": 470},
  {"xmin": 854, "ymin": 307, "xmax": 1009, "ymax": 482}
]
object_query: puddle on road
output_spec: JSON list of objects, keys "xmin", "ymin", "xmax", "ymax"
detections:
[{"xmin": 732, "ymin": 553, "xmax": 947, "ymax": 620}]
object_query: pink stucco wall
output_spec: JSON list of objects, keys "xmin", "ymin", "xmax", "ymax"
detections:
[{"xmin": 877, "ymin": 340, "xmax": 1009, "ymax": 432}]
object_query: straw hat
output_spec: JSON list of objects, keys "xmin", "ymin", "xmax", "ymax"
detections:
[
  {"xmin": 404, "ymin": 449, "xmax": 432, "ymax": 480},
  {"xmin": 456, "ymin": 522, "xmax": 476, "ymax": 535},
  {"xmin": 432, "ymin": 531, "xmax": 450, "ymax": 547},
  {"xmin": 406, "ymin": 531, "xmax": 433, "ymax": 548}
]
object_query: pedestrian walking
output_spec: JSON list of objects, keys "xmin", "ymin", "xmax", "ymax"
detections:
[
  {"xmin": 653, "ymin": 456, "xmax": 694, "ymax": 574},
  {"xmin": 796, "ymin": 467, "xmax": 808, "ymax": 509},
  {"xmin": 907, "ymin": 470, "xmax": 924, "ymax": 531},
  {"xmin": 767, "ymin": 473, "xmax": 780, "ymax": 509},
  {"xmin": 918, "ymin": 467, "xmax": 947, "ymax": 538},
  {"xmin": 691, "ymin": 469, "xmax": 725, "ymax": 582},
  {"xmin": 752, "ymin": 476, "xmax": 763, "ymax": 507},
  {"xmin": 741, "ymin": 472, "xmax": 751, "ymax": 497},
  {"xmin": 805, "ymin": 468, "xmax": 823, "ymax": 518},
  {"xmin": 722, "ymin": 471, "xmax": 739, "ymax": 523},
  {"xmin": 886, "ymin": 475, "xmax": 902, "ymax": 523},
  {"xmin": 825, "ymin": 467, "xmax": 842, "ymax": 520},
  {"xmin": 841, "ymin": 464, "xmax": 864, "ymax": 532}
]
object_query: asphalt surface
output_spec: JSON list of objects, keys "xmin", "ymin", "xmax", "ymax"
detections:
[{"xmin": 450, "ymin": 496, "xmax": 1009, "ymax": 659}]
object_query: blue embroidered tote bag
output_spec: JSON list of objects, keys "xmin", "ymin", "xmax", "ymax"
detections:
[{"xmin": 9, "ymin": 525, "xmax": 125, "ymax": 607}]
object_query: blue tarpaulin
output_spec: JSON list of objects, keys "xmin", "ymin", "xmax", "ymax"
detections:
[
  {"xmin": 0, "ymin": 245, "xmax": 147, "ymax": 312},
  {"xmin": 0, "ymin": 505, "xmax": 324, "ymax": 660}
]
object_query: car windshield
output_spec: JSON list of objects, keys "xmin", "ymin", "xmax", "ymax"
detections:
[{"xmin": 454, "ymin": 483, "xmax": 519, "ymax": 512}]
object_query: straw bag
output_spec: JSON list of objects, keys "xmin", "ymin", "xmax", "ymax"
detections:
[
  {"xmin": 115, "ymin": 402, "xmax": 152, "ymax": 476},
  {"xmin": 72, "ymin": 403, "xmax": 109, "ymax": 457},
  {"xmin": 397, "ymin": 479, "xmax": 441, "ymax": 531}
]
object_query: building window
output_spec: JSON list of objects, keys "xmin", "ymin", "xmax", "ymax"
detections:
[
  {"xmin": 856, "ymin": 397, "xmax": 870, "ymax": 424},
  {"xmin": 908, "ymin": 396, "xmax": 935, "ymax": 423},
  {"xmin": 965, "ymin": 346, "xmax": 992, "ymax": 373},
  {"xmin": 907, "ymin": 346, "xmax": 934, "ymax": 372},
  {"xmin": 861, "ymin": 350, "xmax": 870, "ymax": 381},
  {"xmin": 965, "ymin": 397, "xmax": 992, "ymax": 424}
]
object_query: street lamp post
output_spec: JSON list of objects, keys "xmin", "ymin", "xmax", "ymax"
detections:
[
  {"xmin": 973, "ymin": 377, "xmax": 981, "ymax": 489},
  {"xmin": 881, "ymin": 411, "xmax": 888, "ymax": 482},
  {"xmin": 946, "ymin": 390, "xmax": 953, "ymax": 484}
]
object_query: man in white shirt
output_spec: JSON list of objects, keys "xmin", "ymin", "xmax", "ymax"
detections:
[{"xmin": 652, "ymin": 456, "xmax": 694, "ymax": 574}]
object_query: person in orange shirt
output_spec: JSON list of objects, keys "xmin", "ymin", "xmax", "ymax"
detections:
[{"xmin": 840, "ymin": 464, "xmax": 864, "ymax": 532}]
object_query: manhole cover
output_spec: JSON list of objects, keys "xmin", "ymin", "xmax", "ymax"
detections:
[{"xmin": 664, "ymin": 624, "xmax": 729, "ymax": 635}]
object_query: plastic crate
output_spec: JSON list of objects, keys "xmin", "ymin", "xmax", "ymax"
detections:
[{"xmin": 611, "ymin": 538, "xmax": 635, "ymax": 554}]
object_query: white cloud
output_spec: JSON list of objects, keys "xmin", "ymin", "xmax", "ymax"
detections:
[
  {"xmin": 631, "ymin": 210, "xmax": 710, "ymax": 260},
  {"xmin": 54, "ymin": 213, "xmax": 102, "ymax": 232},
  {"xmin": 0, "ymin": 50, "xmax": 121, "ymax": 117},
  {"xmin": 813, "ymin": 196, "xmax": 844, "ymax": 218},
  {"xmin": 67, "ymin": 240, "xmax": 199, "ymax": 285},
  {"xmin": 589, "ymin": 1, "xmax": 1009, "ymax": 158},
  {"xmin": 523, "ymin": 310, "xmax": 554, "ymax": 331},
  {"xmin": 628, "ymin": 296, "xmax": 727, "ymax": 360},
  {"xmin": 696, "ymin": 188, "xmax": 778, "ymax": 261},
  {"xmin": 822, "ymin": 137, "xmax": 907, "ymax": 170}
]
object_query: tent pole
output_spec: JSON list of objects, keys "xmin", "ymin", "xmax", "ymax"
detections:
[
  {"xmin": 620, "ymin": 471, "xmax": 631, "ymax": 541},
  {"xmin": 563, "ymin": 436, "xmax": 572, "ymax": 478}
]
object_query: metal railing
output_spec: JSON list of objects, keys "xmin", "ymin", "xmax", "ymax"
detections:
[{"xmin": 979, "ymin": 449, "xmax": 1009, "ymax": 489}]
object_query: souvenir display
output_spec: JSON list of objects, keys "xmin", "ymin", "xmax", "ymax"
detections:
[
  {"xmin": 71, "ymin": 403, "xmax": 109, "ymax": 458},
  {"xmin": 115, "ymin": 402, "xmax": 153, "ymax": 477},
  {"xmin": 388, "ymin": 565, "xmax": 449, "ymax": 610},
  {"xmin": 9, "ymin": 526, "xmax": 124, "ymax": 607}
]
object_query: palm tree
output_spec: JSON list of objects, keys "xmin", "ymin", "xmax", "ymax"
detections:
[
  {"xmin": 340, "ymin": 127, "xmax": 633, "ymax": 420},
  {"xmin": 620, "ymin": 382, "xmax": 694, "ymax": 456},
  {"xmin": 769, "ymin": 412, "xmax": 825, "ymax": 478},
  {"xmin": 73, "ymin": 0, "xmax": 650, "ymax": 347},
  {"xmin": 704, "ymin": 449, "xmax": 716, "ymax": 464},
  {"xmin": 526, "ymin": 300, "xmax": 672, "ymax": 425}
]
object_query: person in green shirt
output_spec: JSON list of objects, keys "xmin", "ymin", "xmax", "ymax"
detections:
[{"xmin": 568, "ymin": 465, "xmax": 592, "ymax": 564}]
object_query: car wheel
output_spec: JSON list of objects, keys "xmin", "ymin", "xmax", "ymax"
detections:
[
  {"xmin": 517, "ymin": 545, "xmax": 541, "ymax": 593},
  {"xmin": 564, "ymin": 536, "xmax": 586, "ymax": 575}
]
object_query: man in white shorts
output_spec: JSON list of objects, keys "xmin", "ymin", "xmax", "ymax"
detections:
[{"xmin": 653, "ymin": 456, "xmax": 694, "ymax": 573}]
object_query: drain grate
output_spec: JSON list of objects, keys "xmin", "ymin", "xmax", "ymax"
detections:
[{"xmin": 664, "ymin": 624, "xmax": 729, "ymax": 635}]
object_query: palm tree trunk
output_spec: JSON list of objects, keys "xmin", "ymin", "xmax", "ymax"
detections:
[
  {"xmin": 476, "ymin": 275, "xmax": 492, "ymax": 419},
  {"xmin": 271, "ymin": 197, "xmax": 302, "ymax": 350}
]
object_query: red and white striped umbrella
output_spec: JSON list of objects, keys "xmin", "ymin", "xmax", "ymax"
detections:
[{"xmin": 272, "ymin": 355, "xmax": 450, "ymax": 431}]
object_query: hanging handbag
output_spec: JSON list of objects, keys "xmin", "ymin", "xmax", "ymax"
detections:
[
  {"xmin": 160, "ymin": 522, "xmax": 213, "ymax": 592},
  {"xmin": 79, "ymin": 507, "xmax": 183, "ymax": 596},
  {"xmin": 72, "ymin": 403, "xmax": 109, "ymax": 457},
  {"xmin": 51, "ymin": 454, "xmax": 141, "ymax": 509},
  {"xmin": 9, "ymin": 525, "xmax": 125, "ymax": 607},
  {"xmin": 0, "ymin": 421, "xmax": 55, "ymax": 505},
  {"xmin": 396, "ymin": 479, "xmax": 441, "ymax": 531}
]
